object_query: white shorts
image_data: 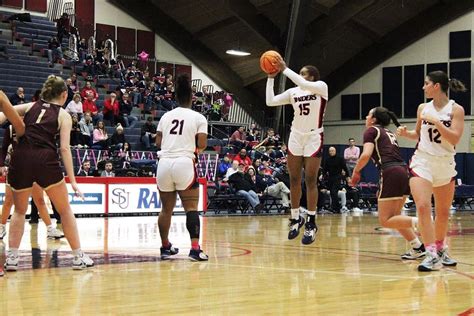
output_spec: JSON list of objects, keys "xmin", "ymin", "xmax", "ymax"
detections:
[
  {"xmin": 156, "ymin": 157, "xmax": 197, "ymax": 192},
  {"xmin": 409, "ymin": 151, "xmax": 456, "ymax": 187},
  {"xmin": 287, "ymin": 129, "xmax": 323, "ymax": 157}
]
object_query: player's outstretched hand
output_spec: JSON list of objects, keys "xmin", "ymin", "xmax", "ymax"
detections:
[
  {"xmin": 396, "ymin": 125, "xmax": 408, "ymax": 137},
  {"xmin": 71, "ymin": 182, "xmax": 84, "ymax": 200}
]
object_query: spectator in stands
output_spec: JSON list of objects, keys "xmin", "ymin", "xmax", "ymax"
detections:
[
  {"xmin": 255, "ymin": 128, "xmax": 280, "ymax": 151},
  {"xmin": 66, "ymin": 93, "xmax": 83, "ymax": 118},
  {"xmin": 234, "ymin": 148, "xmax": 252, "ymax": 169},
  {"xmin": 79, "ymin": 111, "xmax": 94, "ymax": 147},
  {"xmin": 228, "ymin": 163, "xmax": 263, "ymax": 212},
  {"xmin": 247, "ymin": 127, "xmax": 260, "ymax": 143},
  {"xmin": 100, "ymin": 161, "xmax": 115, "ymax": 177},
  {"xmin": 82, "ymin": 91, "xmax": 103, "ymax": 124},
  {"xmin": 70, "ymin": 114, "xmax": 82, "ymax": 147},
  {"xmin": 77, "ymin": 160, "xmax": 94, "ymax": 176},
  {"xmin": 273, "ymin": 143, "xmax": 287, "ymax": 160},
  {"xmin": 230, "ymin": 126, "xmax": 246, "ymax": 151},
  {"xmin": 55, "ymin": 13, "xmax": 70, "ymax": 44},
  {"xmin": 126, "ymin": 75, "xmax": 142, "ymax": 106},
  {"xmin": 217, "ymin": 154, "xmax": 232, "ymax": 178},
  {"xmin": 140, "ymin": 116, "xmax": 157, "ymax": 150},
  {"xmin": 103, "ymin": 92, "xmax": 120, "ymax": 125},
  {"xmin": 32, "ymin": 89, "xmax": 41, "ymax": 102},
  {"xmin": 344, "ymin": 138, "xmax": 360, "ymax": 176},
  {"xmin": 224, "ymin": 160, "xmax": 239, "ymax": 181},
  {"xmin": 47, "ymin": 36, "xmax": 63, "ymax": 67},
  {"xmin": 254, "ymin": 167, "xmax": 291, "ymax": 212},
  {"xmin": 119, "ymin": 92, "xmax": 138, "ymax": 128},
  {"xmin": 161, "ymin": 83, "xmax": 176, "ymax": 110},
  {"xmin": 78, "ymin": 38, "xmax": 87, "ymax": 63},
  {"xmin": 69, "ymin": 74, "xmax": 79, "ymax": 92},
  {"xmin": 153, "ymin": 67, "xmax": 166, "ymax": 86},
  {"xmin": 323, "ymin": 146, "xmax": 350, "ymax": 213},
  {"xmin": 80, "ymin": 81, "xmax": 99, "ymax": 102},
  {"xmin": 92, "ymin": 120, "xmax": 108, "ymax": 150},
  {"xmin": 65, "ymin": 78, "xmax": 75, "ymax": 105},
  {"xmin": 9, "ymin": 87, "xmax": 25, "ymax": 105},
  {"xmin": 110, "ymin": 124, "xmax": 126, "ymax": 150}
]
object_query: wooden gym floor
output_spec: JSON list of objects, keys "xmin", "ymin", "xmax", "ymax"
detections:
[{"xmin": 0, "ymin": 212, "xmax": 473, "ymax": 315}]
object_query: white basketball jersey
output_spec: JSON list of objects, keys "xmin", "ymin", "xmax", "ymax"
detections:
[
  {"xmin": 417, "ymin": 100, "xmax": 456, "ymax": 156},
  {"xmin": 157, "ymin": 107, "xmax": 208, "ymax": 159},
  {"xmin": 288, "ymin": 86, "xmax": 327, "ymax": 133}
]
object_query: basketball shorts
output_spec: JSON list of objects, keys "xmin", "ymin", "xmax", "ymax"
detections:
[
  {"xmin": 378, "ymin": 165, "xmax": 410, "ymax": 200},
  {"xmin": 287, "ymin": 129, "xmax": 323, "ymax": 157},
  {"xmin": 156, "ymin": 156, "xmax": 197, "ymax": 192},
  {"xmin": 7, "ymin": 147, "xmax": 64, "ymax": 191},
  {"xmin": 409, "ymin": 151, "xmax": 456, "ymax": 187}
]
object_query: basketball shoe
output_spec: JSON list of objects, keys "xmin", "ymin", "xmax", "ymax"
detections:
[
  {"xmin": 72, "ymin": 252, "xmax": 94, "ymax": 270},
  {"xmin": 302, "ymin": 222, "xmax": 318, "ymax": 245},
  {"xmin": 0, "ymin": 267, "xmax": 3, "ymax": 276},
  {"xmin": 438, "ymin": 246, "xmax": 457, "ymax": 266},
  {"xmin": 0, "ymin": 224, "xmax": 5, "ymax": 240},
  {"xmin": 188, "ymin": 248, "xmax": 209, "ymax": 261},
  {"xmin": 401, "ymin": 245, "xmax": 426, "ymax": 260},
  {"xmin": 160, "ymin": 243, "xmax": 179, "ymax": 260},
  {"xmin": 4, "ymin": 253, "xmax": 18, "ymax": 271},
  {"xmin": 47, "ymin": 226, "xmax": 64, "ymax": 239},
  {"xmin": 418, "ymin": 252, "xmax": 442, "ymax": 272},
  {"xmin": 288, "ymin": 216, "xmax": 305, "ymax": 240}
]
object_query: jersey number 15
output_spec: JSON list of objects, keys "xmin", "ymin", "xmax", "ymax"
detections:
[{"xmin": 298, "ymin": 103, "xmax": 310, "ymax": 116}]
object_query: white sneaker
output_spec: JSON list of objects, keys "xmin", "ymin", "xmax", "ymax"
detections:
[
  {"xmin": 0, "ymin": 224, "xmax": 5, "ymax": 240},
  {"xmin": 72, "ymin": 252, "xmax": 94, "ymax": 270},
  {"xmin": 341, "ymin": 206, "xmax": 349, "ymax": 213},
  {"xmin": 4, "ymin": 254, "xmax": 18, "ymax": 271},
  {"xmin": 0, "ymin": 268, "xmax": 4, "ymax": 276},
  {"xmin": 47, "ymin": 227, "xmax": 65, "ymax": 239},
  {"xmin": 418, "ymin": 252, "xmax": 442, "ymax": 272}
]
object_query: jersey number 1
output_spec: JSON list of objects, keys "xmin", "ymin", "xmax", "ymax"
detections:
[
  {"xmin": 170, "ymin": 119, "xmax": 184, "ymax": 135},
  {"xmin": 36, "ymin": 109, "xmax": 46, "ymax": 123}
]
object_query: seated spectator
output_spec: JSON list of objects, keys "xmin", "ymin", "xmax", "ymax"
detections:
[
  {"xmin": 140, "ymin": 116, "xmax": 157, "ymax": 150},
  {"xmin": 246, "ymin": 128, "xmax": 261, "ymax": 145},
  {"xmin": 82, "ymin": 91, "xmax": 103, "ymax": 124},
  {"xmin": 153, "ymin": 66, "xmax": 166, "ymax": 86},
  {"xmin": 9, "ymin": 87, "xmax": 25, "ymax": 105},
  {"xmin": 80, "ymin": 81, "xmax": 99, "ymax": 101},
  {"xmin": 77, "ymin": 160, "xmax": 94, "ymax": 176},
  {"xmin": 92, "ymin": 121, "xmax": 108, "ymax": 150},
  {"xmin": 217, "ymin": 154, "xmax": 232, "ymax": 178},
  {"xmin": 66, "ymin": 93, "xmax": 83, "ymax": 118},
  {"xmin": 77, "ymin": 38, "xmax": 87, "ymax": 63},
  {"xmin": 229, "ymin": 126, "xmax": 247, "ymax": 151},
  {"xmin": 252, "ymin": 167, "xmax": 291, "ymax": 212},
  {"xmin": 125, "ymin": 75, "xmax": 142, "ymax": 106},
  {"xmin": 273, "ymin": 143, "xmax": 287, "ymax": 160},
  {"xmin": 255, "ymin": 128, "xmax": 280, "ymax": 151},
  {"xmin": 224, "ymin": 160, "xmax": 239, "ymax": 181},
  {"xmin": 110, "ymin": 124, "xmax": 126, "ymax": 150},
  {"xmin": 47, "ymin": 36, "xmax": 63, "ymax": 67},
  {"xmin": 116, "ymin": 141, "xmax": 132, "ymax": 167},
  {"xmin": 70, "ymin": 114, "xmax": 83, "ymax": 147},
  {"xmin": 119, "ymin": 93, "xmax": 138, "ymax": 128},
  {"xmin": 233, "ymin": 148, "xmax": 252, "ymax": 170},
  {"xmin": 160, "ymin": 83, "xmax": 175, "ymax": 110},
  {"xmin": 103, "ymin": 92, "xmax": 120, "ymax": 125},
  {"xmin": 69, "ymin": 74, "xmax": 79, "ymax": 92},
  {"xmin": 79, "ymin": 111, "xmax": 94, "ymax": 147},
  {"xmin": 100, "ymin": 161, "xmax": 115, "ymax": 177},
  {"xmin": 228, "ymin": 163, "xmax": 263, "ymax": 212}
]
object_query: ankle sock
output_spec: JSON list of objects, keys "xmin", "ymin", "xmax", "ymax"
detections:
[{"xmin": 290, "ymin": 208, "xmax": 300, "ymax": 220}]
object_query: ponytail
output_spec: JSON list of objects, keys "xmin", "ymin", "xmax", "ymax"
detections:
[
  {"xmin": 372, "ymin": 107, "xmax": 400, "ymax": 127},
  {"xmin": 449, "ymin": 78, "xmax": 467, "ymax": 93},
  {"xmin": 387, "ymin": 111, "xmax": 400, "ymax": 127}
]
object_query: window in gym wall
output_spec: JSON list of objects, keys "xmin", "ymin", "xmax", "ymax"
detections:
[
  {"xmin": 341, "ymin": 94, "xmax": 360, "ymax": 120},
  {"xmin": 361, "ymin": 93, "xmax": 380, "ymax": 117},
  {"xmin": 382, "ymin": 66, "xmax": 402, "ymax": 117},
  {"xmin": 449, "ymin": 30, "xmax": 471, "ymax": 59},
  {"xmin": 449, "ymin": 61, "xmax": 471, "ymax": 115},
  {"xmin": 404, "ymin": 64, "xmax": 424, "ymax": 118}
]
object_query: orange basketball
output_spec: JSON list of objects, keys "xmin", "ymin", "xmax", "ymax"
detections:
[{"xmin": 260, "ymin": 50, "xmax": 281, "ymax": 74}]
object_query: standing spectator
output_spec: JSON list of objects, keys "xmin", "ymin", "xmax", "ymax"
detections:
[
  {"xmin": 9, "ymin": 87, "xmax": 25, "ymax": 105},
  {"xmin": 140, "ymin": 116, "xmax": 157, "ymax": 150},
  {"xmin": 66, "ymin": 93, "xmax": 83, "ymax": 118},
  {"xmin": 323, "ymin": 147, "xmax": 350, "ymax": 213},
  {"xmin": 228, "ymin": 163, "xmax": 263, "ymax": 212},
  {"xmin": 82, "ymin": 91, "xmax": 103, "ymax": 124},
  {"xmin": 119, "ymin": 92, "xmax": 138, "ymax": 128},
  {"xmin": 65, "ymin": 78, "xmax": 75, "ymax": 106},
  {"xmin": 79, "ymin": 112, "xmax": 94, "ymax": 147},
  {"xmin": 92, "ymin": 121, "xmax": 108, "ymax": 150},
  {"xmin": 344, "ymin": 138, "xmax": 360, "ymax": 176},
  {"xmin": 103, "ymin": 92, "xmax": 120, "ymax": 125},
  {"xmin": 47, "ymin": 36, "xmax": 63, "ymax": 67},
  {"xmin": 100, "ymin": 161, "xmax": 115, "ymax": 177},
  {"xmin": 70, "ymin": 114, "xmax": 82, "ymax": 147},
  {"xmin": 77, "ymin": 160, "xmax": 94, "ymax": 176},
  {"xmin": 229, "ymin": 126, "xmax": 246, "ymax": 150},
  {"xmin": 55, "ymin": 13, "xmax": 70, "ymax": 43},
  {"xmin": 80, "ymin": 81, "xmax": 99, "ymax": 101}
]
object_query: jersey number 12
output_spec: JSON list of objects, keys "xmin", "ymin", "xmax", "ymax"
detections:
[
  {"xmin": 170, "ymin": 119, "xmax": 184, "ymax": 135},
  {"xmin": 428, "ymin": 128, "xmax": 441, "ymax": 143}
]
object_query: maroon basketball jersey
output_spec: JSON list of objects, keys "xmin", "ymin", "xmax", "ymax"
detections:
[
  {"xmin": 363, "ymin": 126, "xmax": 404, "ymax": 168},
  {"xmin": 20, "ymin": 100, "xmax": 61, "ymax": 151}
]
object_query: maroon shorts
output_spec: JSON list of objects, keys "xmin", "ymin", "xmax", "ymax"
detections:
[
  {"xmin": 7, "ymin": 146, "xmax": 63, "ymax": 191},
  {"xmin": 378, "ymin": 165, "xmax": 410, "ymax": 200}
]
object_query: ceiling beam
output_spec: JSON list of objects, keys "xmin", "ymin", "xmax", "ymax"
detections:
[
  {"xmin": 193, "ymin": 16, "xmax": 239, "ymax": 39},
  {"xmin": 227, "ymin": 0, "xmax": 283, "ymax": 50},
  {"xmin": 305, "ymin": 0, "xmax": 376, "ymax": 44},
  {"xmin": 310, "ymin": 2, "xmax": 330, "ymax": 16},
  {"xmin": 110, "ymin": 0, "xmax": 268, "ymax": 123},
  {"xmin": 325, "ymin": 0, "xmax": 474, "ymax": 97},
  {"xmin": 347, "ymin": 18, "xmax": 382, "ymax": 43}
]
